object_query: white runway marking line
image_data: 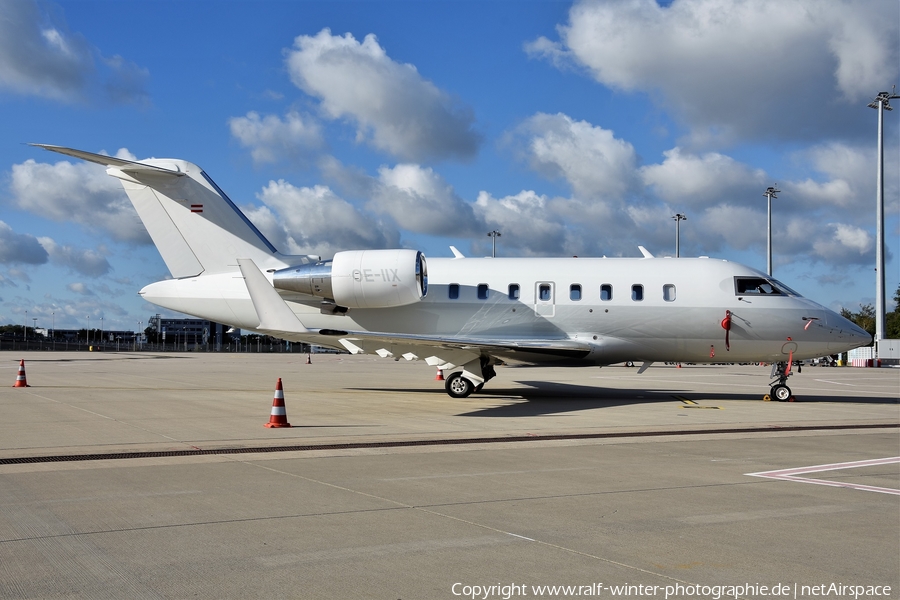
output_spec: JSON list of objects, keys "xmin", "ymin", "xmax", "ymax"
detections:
[
  {"xmin": 814, "ymin": 379, "xmax": 856, "ymax": 386},
  {"xmin": 746, "ymin": 457, "xmax": 900, "ymax": 495},
  {"xmin": 380, "ymin": 467, "xmax": 590, "ymax": 481}
]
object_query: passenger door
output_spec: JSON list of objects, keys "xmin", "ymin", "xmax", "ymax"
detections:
[{"xmin": 534, "ymin": 282, "xmax": 555, "ymax": 317}]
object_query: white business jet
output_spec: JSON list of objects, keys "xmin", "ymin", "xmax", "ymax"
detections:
[{"xmin": 32, "ymin": 144, "xmax": 871, "ymax": 401}]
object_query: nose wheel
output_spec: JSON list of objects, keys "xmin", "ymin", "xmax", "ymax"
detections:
[{"xmin": 770, "ymin": 383, "xmax": 793, "ymax": 402}]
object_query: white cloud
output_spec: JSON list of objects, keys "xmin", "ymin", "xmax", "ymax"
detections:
[
  {"xmin": 787, "ymin": 178, "xmax": 856, "ymax": 210},
  {"xmin": 318, "ymin": 156, "xmax": 378, "ymax": 198},
  {"xmin": 783, "ymin": 142, "xmax": 875, "ymax": 210},
  {"xmin": 474, "ymin": 190, "xmax": 569, "ymax": 256},
  {"xmin": 368, "ymin": 164, "xmax": 482, "ymax": 236},
  {"xmin": 6, "ymin": 268, "xmax": 30, "ymax": 283},
  {"xmin": 535, "ymin": 0, "xmax": 899, "ymax": 144},
  {"xmin": 508, "ymin": 113, "xmax": 638, "ymax": 198},
  {"xmin": 228, "ymin": 110, "xmax": 324, "ymax": 165},
  {"xmin": 248, "ymin": 180, "xmax": 400, "ymax": 258},
  {"xmin": 66, "ymin": 282, "xmax": 94, "ymax": 296},
  {"xmin": 811, "ymin": 223, "xmax": 874, "ymax": 262},
  {"xmin": 8, "ymin": 154, "xmax": 150, "ymax": 244},
  {"xmin": 0, "ymin": 0, "xmax": 148, "ymax": 104},
  {"xmin": 640, "ymin": 147, "xmax": 765, "ymax": 206},
  {"xmin": 284, "ymin": 28, "xmax": 481, "ymax": 162},
  {"xmin": 0, "ymin": 220, "xmax": 49, "ymax": 265},
  {"xmin": 523, "ymin": 35, "xmax": 572, "ymax": 71},
  {"xmin": 694, "ymin": 204, "xmax": 765, "ymax": 252},
  {"xmin": 38, "ymin": 238, "xmax": 111, "ymax": 277}
]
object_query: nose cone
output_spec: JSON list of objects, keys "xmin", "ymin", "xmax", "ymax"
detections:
[{"xmin": 825, "ymin": 309, "xmax": 873, "ymax": 352}]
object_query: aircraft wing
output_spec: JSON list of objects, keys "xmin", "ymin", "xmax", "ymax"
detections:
[
  {"xmin": 313, "ymin": 327, "xmax": 594, "ymax": 381},
  {"xmin": 319, "ymin": 329, "xmax": 592, "ymax": 361}
]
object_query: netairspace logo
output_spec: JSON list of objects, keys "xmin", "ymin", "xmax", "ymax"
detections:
[{"xmin": 450, "ymin": 582, "xmax": 894, "ymax": 599}]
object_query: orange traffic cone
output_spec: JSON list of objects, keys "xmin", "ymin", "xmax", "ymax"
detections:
[
  {"xmin": 306, "ymin": 354, "xmax": 311, "ymax": 364},
  {"xmin": 12, "ymin": 359, "xmax": 29, "ymax": 387},
  {"xmin": 434, "ymin": 367, "xmax": 444, "ymax": 381},
  {"xmin": 264, "ymin": 378, "xmax": 291, "ymax": 428}
]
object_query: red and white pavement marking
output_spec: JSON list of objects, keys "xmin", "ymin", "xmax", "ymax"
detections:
[{"xmin": 746, "ymin": 457, "xmax": 900, "ymax": 495}]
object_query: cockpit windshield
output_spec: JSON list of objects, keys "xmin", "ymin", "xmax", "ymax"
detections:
[{"xmin": 734, "ymin": 277, "xmax": 801, "ymax": 297}]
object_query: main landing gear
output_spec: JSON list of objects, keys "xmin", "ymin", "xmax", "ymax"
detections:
[
  {"xmin": 764, "ymin": 361, "xmax": 794, "ymax": 402},
  {"xmin": 444, "ymin": 362, "xmax": 496, "ymax": 398}
]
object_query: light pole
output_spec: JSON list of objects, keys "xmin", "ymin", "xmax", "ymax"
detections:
[
  {"xmin": 86, "ymin": 315, "xmax": 90, "ymax": 346},
  {"xmin": 24, "ymin": 310, "xmax": 27, "ymax": 341},
  {"xmin": 867, "ymin": 87, "xmax": 898, "ymax": 347},
  {"xmin": 487, "ymin": 230, "xmax": 501, "ymax": 258},
  {"xmin": 672, "ymin": 213, "xmax": 687, "ymax": 257},
  {"xmin": 100, "ymin": 317, "xmax": 103, "ymax": 348},
  {"xmin": 763, "ymin": 186, "xmax": 780, "ymax": 276}
]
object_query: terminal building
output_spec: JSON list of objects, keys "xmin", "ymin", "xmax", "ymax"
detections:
[{"xmin": 147, "ymin": 315, "xmax": 236, "ymax": 351}]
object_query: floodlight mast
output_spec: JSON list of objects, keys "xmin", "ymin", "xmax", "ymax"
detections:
[
  {"xmin": 672, "ymin": 213, "xmax": 687, "ymax": 257},
  {"xmin": 487, "ymin": 230, "xmax": 501, "ymax": 258},
  {"xmin": 867, "ymin": 87, "xmax": 898, "ymax": 346},
  {"xmin": 763, "ymin": 186, "xmax": 780, "ymax": 276}
]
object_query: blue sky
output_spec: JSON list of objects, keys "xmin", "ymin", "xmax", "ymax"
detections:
[{"xmin": 1, "ymin": 0, "xmax": 898, "ymax": 334}]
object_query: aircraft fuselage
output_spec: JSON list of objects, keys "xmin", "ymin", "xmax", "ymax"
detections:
[{"xmin": 140, "ymin": 255, "xmax": 868, "ymax": 365}]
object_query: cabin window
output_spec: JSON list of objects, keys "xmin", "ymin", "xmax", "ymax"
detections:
[
  {"xmin": 570, "ymin": 284, "xmax": 582, "ymax": 301},
  {"xmin": 600, "ymin": 284, "xmax": 613, "ymax": 301},
  {"xmin": 477, "ymin": 284, "xmax": 489, "ymax": 300},
  {"xmin": 631, "ymin": 284, "xmax": 644, "ymax": 301},
  {"xmin": 539, "ymin": 284, "xmax": 551, "ymax": 301},
  {"xmin": 508, "ymin": 284, "xmax": 520, "ymax": 300},
  {"xmin": 449, "ymin": 284, "xmax": 460, "ymax": 299},
  {"xmin": 663, "ymin": 284, "xmax": 676, "ymax": 302}
]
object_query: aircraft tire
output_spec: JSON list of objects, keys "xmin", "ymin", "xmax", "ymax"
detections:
[
  {"xmin": 445, "ymin": 372, "xmax": 474, "ymax": 398},
  {"xmin": 771, "ymin": 384, "xmax": 792, "ymax": 402}
]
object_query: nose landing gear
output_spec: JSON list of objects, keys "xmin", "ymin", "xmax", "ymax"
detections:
[{"xmin": 764, "ymin": 361, "xmax": 795, "ymax": 402}]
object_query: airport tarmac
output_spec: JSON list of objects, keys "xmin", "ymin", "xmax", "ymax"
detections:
[{"xmin": 0, "ymin": 352, "xmax": 897, "ymax": 599}]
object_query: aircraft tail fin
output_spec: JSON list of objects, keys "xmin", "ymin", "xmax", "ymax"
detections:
[{"xmin": 31, "ymin": 144, "xmax": 308, "ymax": 278}]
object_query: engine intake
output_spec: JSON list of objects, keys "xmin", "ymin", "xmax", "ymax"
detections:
[{"xmin": 273, "ymin": 249, "xmax": 427, "ymax": 309}]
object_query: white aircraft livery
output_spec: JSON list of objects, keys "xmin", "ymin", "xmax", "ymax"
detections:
[{"xmin": 32, "ymin": 144, "xmax": 871, "ymax": 401}]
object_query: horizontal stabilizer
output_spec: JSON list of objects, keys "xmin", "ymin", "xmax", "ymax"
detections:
[{"xmin": 29, "ymin": 144, "xmax": 182, "ymax": 176}]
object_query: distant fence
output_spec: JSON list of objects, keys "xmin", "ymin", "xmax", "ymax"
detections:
[{"xmin": 0, "ymin": 338, "xmax": 315, "ymax": 353}]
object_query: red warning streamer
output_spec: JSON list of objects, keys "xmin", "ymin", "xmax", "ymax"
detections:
[{"xmin": 721, "ymin": 310, "xmax": 732, "ymax": 351}]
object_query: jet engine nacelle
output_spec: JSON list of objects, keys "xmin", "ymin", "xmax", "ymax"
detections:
[{"xmin": 272, "ymin": 249, "xmax": 427, "ymax": 309}]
